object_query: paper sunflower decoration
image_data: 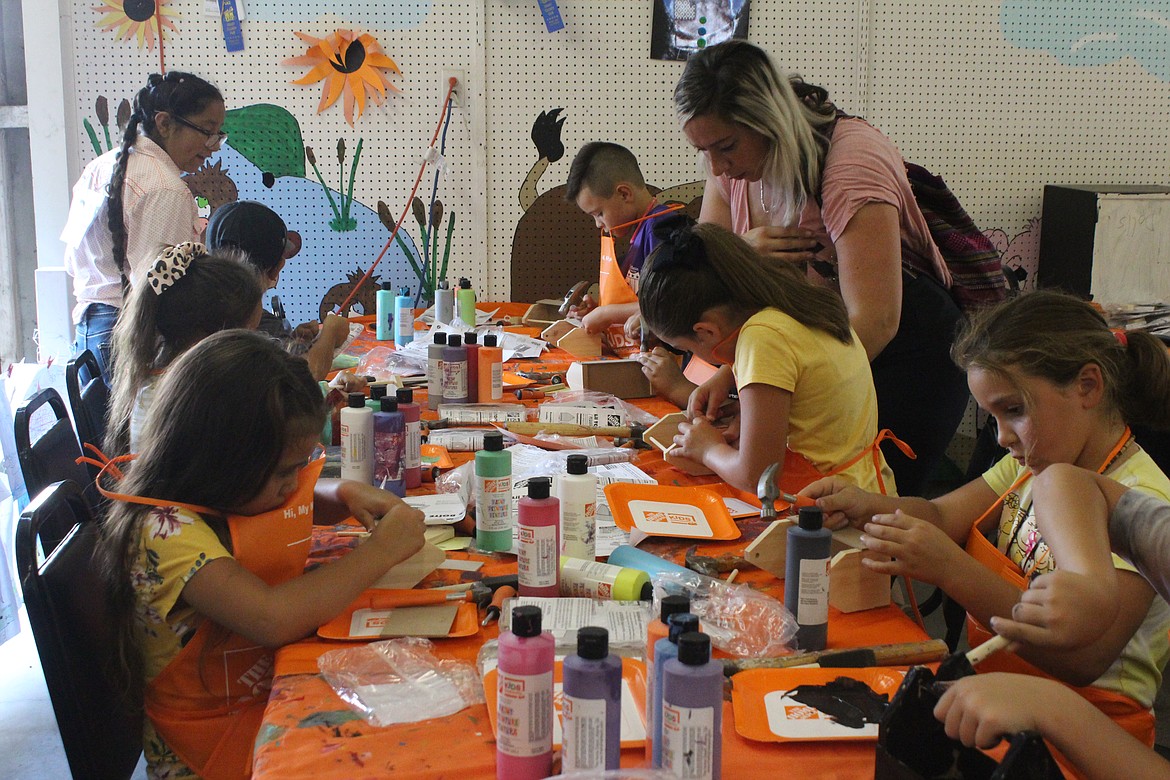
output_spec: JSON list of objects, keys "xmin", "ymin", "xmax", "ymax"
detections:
[
  {"xmin": 93, "ymin": 0, "xmax": 177, "ymax": 51},
  {"xmin": 285, "ymin": 30, "xmax": 402, "ymax": 127}
]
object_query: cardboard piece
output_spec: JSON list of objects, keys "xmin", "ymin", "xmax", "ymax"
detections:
[
  {"xmin": 541, "ymin": 320, "xmax": 602, "ymax": 358},
  {"xmin": 566, "ymin": 359, "xmax": 653, "ymax": 399},
  {"xmin": 744, "ymin": 519, "xmax": 890, "ymax": 613},
  {"xmin": 371, "ymin": 543, "xmax": 446, "ymax": 589}
]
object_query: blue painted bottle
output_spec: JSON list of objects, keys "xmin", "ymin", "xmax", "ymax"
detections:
[
  {"xmin": 608, "ymin": 545, "xmax": 693, "ymax": 579},
  {"xmin": 374, "ymin": 281, "xmax": 394, "ymax": 341},
  {"xmin": 561, "ymin": 627, "xmax": 622, "ymax": 772},
  {"xmin": 650, "ymin": 613, "xmax": 699, "ymax": 767},
  {"xmin": 394, "ymin": 286, "xmax": 413, "ymax": 348}
]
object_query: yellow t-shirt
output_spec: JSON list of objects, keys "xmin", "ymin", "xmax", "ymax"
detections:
[
  {"xmin": 982, "ymin": 449, "xmax": 1170, "ymax": 707},
  {"xmin": 732, "ymin": 307, "xmax": 896, "ymax": 494}
]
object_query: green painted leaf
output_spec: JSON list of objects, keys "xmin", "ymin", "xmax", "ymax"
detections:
[{"xmin": 222, "ymin": 104, "xmax": 306, "ymax": 179}]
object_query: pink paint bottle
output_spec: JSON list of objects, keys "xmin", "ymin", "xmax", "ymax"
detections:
[
  {"xmin": 517, "ymin": 477, "xmax": 560, "ymax": 597},
  {"xmin": 496, "ymin": 605, "xmax": 554, "ymax": 780}
]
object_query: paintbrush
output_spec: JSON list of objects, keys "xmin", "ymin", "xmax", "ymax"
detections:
[{"xmin": 935, "ymin": 634, "xmax": 1012, "ymax": 682}]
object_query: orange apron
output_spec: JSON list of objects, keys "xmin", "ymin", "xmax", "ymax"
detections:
[
  {"xmin": 963, "ymin": 429, "xmax": 1154, "ymax": 755},
  {"xmin": 96, "ymin": 453, "xmax": 325, "ymax": 779}
]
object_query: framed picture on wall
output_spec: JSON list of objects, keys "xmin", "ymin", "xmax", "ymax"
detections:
[{"xmin": 651, "ymin": 0, "xmax": 750, "ymax": 61}]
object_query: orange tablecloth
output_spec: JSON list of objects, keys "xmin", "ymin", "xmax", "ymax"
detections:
[{"xmin": 251, "ymin": 304, "xmax": 929, "ymax": 779}]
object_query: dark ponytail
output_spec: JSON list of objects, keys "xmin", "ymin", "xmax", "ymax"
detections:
[{"xmin": 106, "ymin": 72, "xmax": 222, "ymax": 281}]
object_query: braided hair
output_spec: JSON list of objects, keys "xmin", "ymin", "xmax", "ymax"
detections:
[{"xmin": 107, "ymin": 72, "xmax": 222, "ymax": 282}]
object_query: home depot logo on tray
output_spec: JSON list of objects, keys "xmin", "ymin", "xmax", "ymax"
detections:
[
  {"xmin": 644, "ymin": 510, "xmax": 698, "ymax": 526},
  {"xmin": 783, "ymin": 704, "xmax": 825, "ymax": 721}
]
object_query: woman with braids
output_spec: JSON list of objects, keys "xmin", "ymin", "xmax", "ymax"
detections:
[
  {"xmin": 62, "ymin": 71, "xmax": 225, "ymax": 384},
  {"xmin": 674, "ymin": 40, "xmax": 970, "ymax": 496}
]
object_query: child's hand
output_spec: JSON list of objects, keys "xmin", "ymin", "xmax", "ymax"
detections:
[
  {"xmin": 636, "ymin": 348, "xmax": 695, "ymax": 408},
  {"xmin": 673, "ymin": 416, "xmax": 724, "ymax": 463},
  {"xmin": 988, "ymin": 570, "xmax": 1119, "ymax": 650},
  {"xmin": 859, "ymin": 509, "xmax": 961, "ymax": 585},
  {"xmin": 799, "ymin": 477, "xmax": 876, "ymax": 530},
  {"xmin": 368, "ymin": 503, "xmax": 427, "ymax": 568},
  {"xmin": 321, "ymin": 313, "xmax": 352, "ymax": 348},
  {"xmin": 623, "ymin": 311, "xmax": 642, "ymax": 340},
  {"xmin": 933, "ymin": 673, "xmax": 1048, "ymax": 749},
  {"xmin": 568, "ymin": 293, "xmax": 597, "ymax": 320},
  {"xmin": 292, "ymin": 322, "xmax": 320, "ymax": 342},
  {"xmin": 328, "ymin": 370, "xmax": 368, "ymax": 393},
  {"xmin": 581, "ymin": 305, "xmax": 620, "ymax": 335},
  {"xmin": 338, "ymin": 480, "xmax": 406, "ymax": 530},
  {"xmin": 686, "ymin": 366, "xmax": 735, "ymax": 420}
]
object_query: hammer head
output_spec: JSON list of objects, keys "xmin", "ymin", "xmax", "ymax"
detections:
[
  {"xmin": 559, "ymin": 280, "xmax": 592, "ymax": 315},
  {"xmin": 757, "ymin": 462, "xmax": 781, "ymax": 519}
]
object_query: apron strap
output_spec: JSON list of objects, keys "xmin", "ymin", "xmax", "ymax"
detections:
[{"xmin": 85, "ymin": 445, "xmax": 219, "ymax": 516}]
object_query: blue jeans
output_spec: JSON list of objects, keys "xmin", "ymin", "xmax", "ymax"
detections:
[{"xmin": 72, "ymin": 303, "xmax": 118, "ymax": 387}]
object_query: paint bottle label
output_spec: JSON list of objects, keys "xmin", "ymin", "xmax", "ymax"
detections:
[
  {"xmin": 661, "ymin": 703, "xmax": 714, "ymax": 780},
  {"xmin": 442, "ymin": 361, "xmax": 467, "ymax": 399},
  {"xmin": 491, "ymin": 362, "xmax": 503, "ymax": 401},
  {"xmin": 518, "ymin": 524, "xmax": 558, "ymax": 588},
  {"xmin": 496, "ymin": 670, "xmax": 553, "ymax": 758},
  {"xmin": 561, "ymin": 694, "xmax": 607, "ymax": 771},
  {"xmin": 796, "ymin": 558, "xmax": 830, "ymax": 626},
  {"xmin": 405, "ymin": 421, "xmax": 421, "ymax": 470},
  {"xmin": 476, "ymin": 475, "xmax": 512, "ymax": 532},
  {"xmin": 560, "ymin": 558, "xmax": 617, "ymax": 599}
]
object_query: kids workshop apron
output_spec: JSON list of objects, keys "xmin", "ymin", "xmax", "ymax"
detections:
[
  {"xmin": 963, "ymin": 428, "xmax": 1155, "ymax": 752},
  {"xmin": 96, "ymin": 453, "xmax": 325, "ymax": 779}
]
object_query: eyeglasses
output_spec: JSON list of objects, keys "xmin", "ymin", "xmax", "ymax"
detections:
[{"xmin": 171, "ymin": 114, "xmax": 228, "ymax": 149}]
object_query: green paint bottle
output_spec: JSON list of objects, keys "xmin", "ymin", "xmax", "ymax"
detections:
[{"xmin": 475, "ymin": 431, "xmax": 513, "ymax": 552}]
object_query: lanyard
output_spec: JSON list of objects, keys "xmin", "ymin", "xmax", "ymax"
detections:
[{"xmin": 606, "ymin": 200, "xmax": 685, "ymax": 241}]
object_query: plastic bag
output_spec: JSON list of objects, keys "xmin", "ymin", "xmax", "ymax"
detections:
[
  {"xmin": 357, "ymin": 345, "xmax": 427, "ymax": 379},
  {"xmin": 651, "ymin": 570, "xmax": 797, "ymax": 657},
  {"xmin": 539, "ymin": 390, "xmax": 659, "ymax": 427},
  {"xmin": 318, "ymin": 637, "xmax": 485, "ymax": 727}
]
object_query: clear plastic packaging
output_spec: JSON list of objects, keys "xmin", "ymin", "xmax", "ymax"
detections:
[
  {"xmin": 318, "ymin": 637, "xmax": 485, "ymax": 727},
  {"xmin": 651, "ymin": 570, "xmax": 798, "ymax": 657},
  {"xmin": 357, "ymin": 345, "xmax": 428, "ymax": 378},
  {"xmin": 538, "ymin": 390, "xmax": 659, "ymax": 427}
]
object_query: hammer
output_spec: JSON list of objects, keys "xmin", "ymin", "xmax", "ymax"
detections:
[{"xmin": 757, "ymin": 462, "xmax": 816, "ymax": 519}]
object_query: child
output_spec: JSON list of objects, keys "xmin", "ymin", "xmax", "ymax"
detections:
[
  {"xmin": 803, "ymin": 291, "xmax": 1170, "ymax": 750},
  {"xmin": 206, "ymin": 200, "xmax": 351, "ymax": 380},
  {"xmin": 106, "ymin": 242, "xmax": 264, "ymax": 454},
  {"xmin": 637, "ymin": 216, "xmax": 897, "ymax": 497},
  {"xmin": 96, "ymin": 329, "xmax": 426, "ymax": 779},
  {"xmin": 564, "ymin": 142, "xmax": 677, "ymax": 352}
]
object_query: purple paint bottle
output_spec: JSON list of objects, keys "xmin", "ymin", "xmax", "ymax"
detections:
[
  {"xmin": 372, "ymin": 397, "xmax": 405, "ymax": 496},
  {"xmin": 650, "ymin": 612, "xmax": 700, "ymax": 767},
  {"xmin": 561, "ymin": 626, "xmax": 621, "ymax": 772},
  {"xmin": 496, "ymin": 605, "xmax": 554, "ymax": 780},
  {"xmin": 662, "ymin": 632, "xmax": 722, "ymax": 780},
  {"xmin": 442, "ymin": 333, "xmax": 469, "ymax": 404}
]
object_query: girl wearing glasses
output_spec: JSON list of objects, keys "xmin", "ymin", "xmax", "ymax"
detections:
[{"xmin": 62, "ymin": 71, "xmax": 226, "ymax": 386}]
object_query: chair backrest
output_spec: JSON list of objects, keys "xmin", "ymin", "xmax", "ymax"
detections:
[
  {"xmin": 16, "ymin": 480, "xmax": 143, "ymax": 780},
  {"xmin": 66, "ymin": 350, "xmax": 110, "ymax": 472},
  {"xmin": 14, "ymin": 387, "xmax": 99, "ymax": 512}
]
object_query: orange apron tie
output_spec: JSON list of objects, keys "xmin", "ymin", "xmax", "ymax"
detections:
[{"xmin": 101, "ymin": 452, "xmax": 325, "ymax": 779}]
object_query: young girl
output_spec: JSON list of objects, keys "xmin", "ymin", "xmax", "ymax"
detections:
[
  {"xmin": 64, "ymin": 71, "xmax": 225, "ymax": 384},
  {"xmin": 638, "ymin": 216, "xmax": 897, "ymax": 496},
  {"xmin": 803, "ymin": 291, "xmax": 1170, "ymax": 754},
  {"xmin": 105, "ymin": 242, "xmax": 264, "ymax": 455},
  {"xmin": 97, "ymin": 329, "xmax": 426, "ymax": 780}
]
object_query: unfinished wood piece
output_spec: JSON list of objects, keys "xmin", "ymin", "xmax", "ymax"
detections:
[
  {"xmin": 744, "ymin": 519, "xmax": 890, "ymax": 613},
  {"xmin": 541, "ymin": 319, "xmax": 602, "ymax": 358},
  {"xmin": 566, "ymin": 359, "xmax": 652, "ymax": 399},
  {"xmin": 522, "ymin": 300, "xmax": 567, "ymax": 327},
  {"xmin": 371, "ymin": 542, "xmax": 446, "ymax": 589},
  {"xmin": 644, "ymin": 412, "xmax": 688, "ymax": 454}
]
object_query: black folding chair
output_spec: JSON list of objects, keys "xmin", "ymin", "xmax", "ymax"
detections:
[
  {"xmin": 65, "ymin": 350, "xmax": 110, "ymax": 479},
  {"xmin": 14, "ymin": 387, "xmax": 100, "ymax": 513},
  {"xmin": 16, "ymin": 480, "xmax": 143, "ymax": 780}
]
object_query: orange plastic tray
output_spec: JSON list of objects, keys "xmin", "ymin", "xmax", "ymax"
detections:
[
  {"xmin": 731, "ymin": 667, "xmax": 904, "ymax": 743},
  {"xmin": 420, "ymin": 443, "xmax": 455, "ymax": 469},
  {"xmin": 603, "ymin": 483, "xmax": 741, "ymax": 540}
]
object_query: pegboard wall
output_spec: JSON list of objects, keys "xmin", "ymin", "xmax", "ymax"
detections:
[{"xmin": 61, "ymin": 0, "xmax": 1170, "ymax": 318}]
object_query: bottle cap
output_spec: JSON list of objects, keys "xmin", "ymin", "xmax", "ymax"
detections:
[
  {"xmin": 439, "ymin": 278, "xmax": 449, "ymax": 290},
  {"xmin": 566, "ymin": 454, "xmax": 589, "ymax": 475},
  {"xmin": 798, "ymin": 505, "xmax": 824, "ymax": 531},
  {"xmin": 527, "ymin": 476, "xmax": 551, "ymax": 499},
  {"xmin": 379, "ymin": 397, "xmax": 398, "ymax": 413},
  {"xmin": 484, "ymin": 431, "xmax": 505, "ymax": 452},
  {"xmin": 465, "ymin": 332, "xmax": 478, "ymax": 345},
  {"xmin": 370, "ymin": 384, "xmax": 387, "ymax": 400},
  {"xmin": 660, "ymin": 594, "xmax": 690, "ymax": 624},
  {"xmin": 668, "ymin": 613, "xmax": 700, "ymax": 643},
  {"xmin": 577, "ymin": 627, "xmax": 609, "ymax": 660},
  {"xmin": 363, "ymin": 375, "xmax": 377, "ymax": 383},
  {"xmin": 484, "ymin": 334, "xmax": 498, "ymax": 347},
  {"xmin": 511, "ymin": 605, "xmax": 542, "ymax": 638},
  {"xmin": 459, "ymin": 277, "xmax": 471, "ymax": 289},
  {"xmin": 347, "ymin": 393, "xmax": 365, "ymax": 408},
  {"xmin": 677, "ymin": 632, "xmax": 711, "ymax": 665},
  {"xmin": 433, "ymin": 332, "xmax": 447, "ymax": 345},
  {"xmin": 447, "ymin": 334, "xmax": 462, "ymax": 348},
  {"xmin": 380, "ymin": 281, "xmax": 391, "ymax": 291},
  {"xmin": 399, "ymin": 286, "xmax": 410, "ymax": 296},
  {"xmin": 396, "ymin": 388, "xmax": 413, "ymax": 404},
  {"xmin": 640, "ymin": 581, "xmax": 653, "ymax": 601}
]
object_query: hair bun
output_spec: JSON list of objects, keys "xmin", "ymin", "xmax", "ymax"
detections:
[{"xmin": 651, "ymin": 211, "xmax": 696, "ymax": 244}]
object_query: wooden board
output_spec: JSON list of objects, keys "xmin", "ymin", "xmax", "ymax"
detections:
[
  {"xmin": 541, "ymin": 319, "xmax": 602, "ymax": 358},
  {"xmin": 371, "ymin": 543, "xmax": 446, "ymax": 590}
]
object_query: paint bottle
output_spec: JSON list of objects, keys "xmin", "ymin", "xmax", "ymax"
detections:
[
  {"xmin": 464, "ymin": 331, "xmax": 481, "ymax": 403},
  {"xmin": 435, "ymin": 278, "xmax": 454, "ymax": 325},
  {"xmin": 427, "ymin": 332, "xmax": 447, "ymax": 411},
  {"xmin": 394, "ymin": 286, "xmax": 413, "ymax": 348},
  {"xmin": 517, "ymin": 477, "xmax": 560, "ymax": 597},
  {"xmin": 785, "ymin": 505, "xmax": 832, "ymax": 651},
  {"xmin": 457, "ymin": 277, "xmax": 477, "ymax": 326},
  {"xmin": 561, "ymin": 626, "xmax": 622, "ymax": 772},
  {"xmin": 339, "ymin": 392, "xmax": 373, "ymax": 483},
  {"xmin": 375, "ymin": 281, "xmax": 394, "ymax": 341},
  {"xmin": 558, "ymin": 454, "xmax": 597, "ymax": 560},
  {"xmin": 396, "ymin": 388, "xmax": 422, "ymax": 489},
  {"xmin": 372, "ymin": 397, "xmax": 405, "ymax": 496},
  {"xmin": 496, "ymin": 605, "xmax": 554, "ymax": 780},
  {"xmin": 650, "ymin": 613, "xmax": 700, "ymax": 768},
  {"xmin": 475, "ymin": 431, "xmax": 512, "ymax": 552},
  {"xmin": 365, "ymin": 383, "xmax": 387, "ymax": 412},
  {"xmin": 662, "ymin": 632, "xmax": 722, "ymax": 780},
  {"xmin": 608, "ymin": 545, "xmax": 694, "ymax": 581},
  {"xmin": 559, "ymin": 557, "xmax": 651, "ymax": 601},
  {"xmin": 644, "ymin": 594, "xmax": 690, "ymax": 764},
  {"xmin": 478, "ymin": 333, "xmax": 503, "ymax": 402},
  {"xmin": 441, "ymin": 333, "xmax": 469, "ymax": 404}
]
